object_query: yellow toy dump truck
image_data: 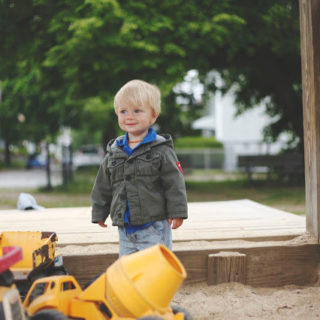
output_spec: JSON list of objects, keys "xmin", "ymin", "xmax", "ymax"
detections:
[
  {"xmin": 24, "ymin": 244, "xmax": 192, "ymax": 320},
  {"xmin": 0, "ymin": 246, "xmax": 26, "ymax": 320},
  {"xmin": 0, "ymin": 232, "xmax": 66, "ymax": 299},
  {"xmin": 0, "ymin": 246, "xmax": 67, "ymax": 320}
]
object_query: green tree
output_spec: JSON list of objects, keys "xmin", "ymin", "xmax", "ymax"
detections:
[
  {"xmin": 0, "ymin": 0, "xmax": 302, "ymax": 163},
  {"xmin": 0, "ymin": 0, "xmax": 35, "ymax": 163},
  {"xmin": 41, "ymin": 0, "xmax": 301, "ymax": 147},
  {"xmin": 0, "ymin": 79, "xmax": 25, "ymax": 164},
  {"xmin": 202, "ymin": 1, "xmax": 302, "ymax": 150},
  {"xmin": 0, "ymin": 0, "xmax": 82, "ymax": 166},
  {"xmin": 34, "ymin": 0, "xmax": 244, "ymax": 142}
]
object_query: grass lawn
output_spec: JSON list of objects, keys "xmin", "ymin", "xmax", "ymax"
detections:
[{"xmin": 0, "ymin": 168, "xmax": 305, "ymax": 215}]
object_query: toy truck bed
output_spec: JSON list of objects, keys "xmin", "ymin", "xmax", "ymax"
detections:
[{"xmin": 0, "ymin": 231, "xmax": 57, "ymax": 281}]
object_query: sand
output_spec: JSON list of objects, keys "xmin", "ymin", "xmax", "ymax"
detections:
[
  {"xmin": 173, "ymin": 237, "xmax": 320, "ymax": 319},
  {"xmin": 173, "ymin": 281, "xmax": 320, "ymax": 320},
  {"xmin": 57, "ymin": 237, "xmax": 320, "ymax": 320}
]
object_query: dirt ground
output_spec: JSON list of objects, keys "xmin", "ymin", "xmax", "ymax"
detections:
[
  {"xmin": 173, "ymin": 281, "xmax": 320, "ymax": 320},
  {"xmin": 175, "ymin": 237, "xmax": 320, "ymax": 320},
  {"xmin": 171, "ymin": 238, "xmax": 320, "ymax": 320}
]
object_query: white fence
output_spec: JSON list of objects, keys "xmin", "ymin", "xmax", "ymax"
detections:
[{"xmin": 176, "ymin": 140, "xmax": 286, "ymax": 172}]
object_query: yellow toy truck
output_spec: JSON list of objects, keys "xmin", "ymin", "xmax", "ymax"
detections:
[
  {"xmin": 24, "ymin": 244, "xmax": 192, "ymax": 320},
  {"xmin": 0, "ymin": 232, "xmax": 66, "ymax": 299},
  {"xmin": 0, "ymin": 245, "xmax": 67, "ymax": 320},
  {"xmin": 0, "ymin": 246, "xmax": 26, "ymax": 320}
]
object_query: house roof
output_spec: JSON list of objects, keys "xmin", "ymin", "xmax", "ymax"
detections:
[{"xmin": 192, "ymin": 115, "xmax": 215, "ymax": 130}]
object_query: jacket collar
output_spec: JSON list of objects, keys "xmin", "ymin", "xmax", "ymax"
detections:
[
  {"xmin": 116, "ymin": 128, "xmax": 157, "ymax": 151},
  {"xmin": 107, "ymin": 132, "xmax": 173, "ymax": 159}
]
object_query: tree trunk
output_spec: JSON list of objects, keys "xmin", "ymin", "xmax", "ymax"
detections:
[
  {"xmin": 62, "ymin": 144, "xmax": 73, "ymax": 186},
  {"xmin": 68, "ymin": 144, "xmax": 73, "ymax": 182},
  {"xmin": 45, "ymin": 141, "xmax": 52, "ymax": 190},
  {"xmin": 4, "ymin": 139, "xmax": 11, "ymax": 165}
]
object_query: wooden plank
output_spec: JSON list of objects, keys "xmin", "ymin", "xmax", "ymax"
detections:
[
  {"xmin": 0, "ymin": 200, "xmax": 305, "ymax": 245},
  {"xmin": 63, "ymin": 243, "xmax": 320, "ymax": 288},
  {"xmin": 175, "ymin": 244, "xmax": 320, "ymax": 287},
  {"xmin": 63, "ymin": 253, "xmax": 118, "ymax": 287},
  {"xmin": 207, "ymin": 252, "xmax": 247, "ymax": 285},
  {"xmin": 299, "ymin": 0, "xmax": 320, "ymax": 241}
]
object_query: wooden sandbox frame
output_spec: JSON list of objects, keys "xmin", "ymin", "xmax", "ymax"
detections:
[{"xmin": 1, "ymin": 0, "xmax": 320, "ymax": 289}]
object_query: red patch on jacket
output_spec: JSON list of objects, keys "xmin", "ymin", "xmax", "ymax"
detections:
[{"xmin": 177, "ymin": 161, "xmax": 184, "ymax": 175}]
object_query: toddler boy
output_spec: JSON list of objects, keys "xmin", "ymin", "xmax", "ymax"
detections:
[{"xmin": 91, "ymin": 79, "xmax": 188, "ymax": 256}]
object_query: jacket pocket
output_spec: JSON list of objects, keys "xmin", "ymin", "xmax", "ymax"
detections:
[
  {"xmin": 107, "ymin": 158, "xmax": 125, "ymax": 183},
  {"xmin": 136, "ymin": 152, "xmax": 160, "ymax": 176}
]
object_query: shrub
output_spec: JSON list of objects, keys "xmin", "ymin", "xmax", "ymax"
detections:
[{"xmin": 174, "ymin": 136, "xmax": 223, "ymax": 149}]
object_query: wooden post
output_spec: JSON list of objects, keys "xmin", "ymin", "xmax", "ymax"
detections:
[
  {"xmin": 299, "ymin": 0, "xmax": 320, "ymax": 241},
  {"xmin": 207, "ymin": 251, "xmax": 247, "ymax": 285}
]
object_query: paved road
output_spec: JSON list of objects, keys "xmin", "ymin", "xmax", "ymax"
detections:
[{"xmin": 0, "ymin": 168, "xmax": 62, "ymax": 189}]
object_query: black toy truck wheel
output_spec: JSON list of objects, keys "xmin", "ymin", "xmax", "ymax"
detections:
[
  {"xmin": 171, "ymin": 305, "xmax": 193, "ymax": 320},
  {"xmin": 137, "ymin": 317, "xmax": 163, "ymax": 320},
  {"xmin": 30, "ymin": 309, "xmax": 68, "ymax": 320}
]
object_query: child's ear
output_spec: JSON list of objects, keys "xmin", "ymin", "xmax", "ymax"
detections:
[{"xmin": 150, "ymin": 110, "xmax": 158, "ymax": 125}]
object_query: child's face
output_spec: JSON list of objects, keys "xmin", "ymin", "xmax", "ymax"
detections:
[{"xmin": 117, "ymin": 102, "xmax": 157, "ymax": 139}]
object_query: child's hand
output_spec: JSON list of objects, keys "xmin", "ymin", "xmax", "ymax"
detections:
[
  {"xmin": 98, "ymin": 221, "xmax": 108, "ymax": 228},
  {"xmin": 168, "ymin": 218, "xmax": 183, "ymax": 229}
]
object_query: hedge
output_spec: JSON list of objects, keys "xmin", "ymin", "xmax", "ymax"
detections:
[{"xmin": 174, "ymin": 136, "xmax": 223, "ymax": 149}]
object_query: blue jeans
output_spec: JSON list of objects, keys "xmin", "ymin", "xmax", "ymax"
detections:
[{"xmin": 118, "ymin": 219, "xmax": 172, "ymax": 257}]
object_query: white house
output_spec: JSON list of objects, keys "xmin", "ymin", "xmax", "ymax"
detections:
[{"xmin": 191, "ymin": 73, "xmax": 288, "ymax": 171}]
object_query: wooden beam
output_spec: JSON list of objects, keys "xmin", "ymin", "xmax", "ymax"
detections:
[
  {"xmin": 63, "ymin": 243, "xmax": 320, "ymax": 288},
  {"xmin": 0, "ymin": 201, "xmax": 305, "ymax": 245},
  {"xmin": 207, "ymin": 252, "xmax": 247, "ymax": 285},
  {"xmin": 175, "ymin": 244, "xmax": 320, "ymax": 287},
  {"xmin": 299, "ymin": 0, "xmax": 320, "ymax": 240},
  {"xmin": 63, "ymin": 253, "xmax": 118, "ymax": 287}
]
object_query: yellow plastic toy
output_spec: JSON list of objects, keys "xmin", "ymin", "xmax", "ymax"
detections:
[
  {"xmin": 24, "ymin": 244, "xmax": 192, "ymax": 320},
  {"xmin": 0, "ymin": 246, "xmax": 26, "ymax": 320},
  {"xmin": 0, "ymin": 231, "xmax": 66, "ymax": 298}
]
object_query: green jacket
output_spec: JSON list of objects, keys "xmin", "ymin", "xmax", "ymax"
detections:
[{"xmin": 91, "ymin": 134, "xmax": 188, "ymax": 226}]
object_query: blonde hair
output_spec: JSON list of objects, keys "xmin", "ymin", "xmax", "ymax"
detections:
[{"xmin": 114, "ymin": 80, "xmax": 161, "ymax": 117}]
